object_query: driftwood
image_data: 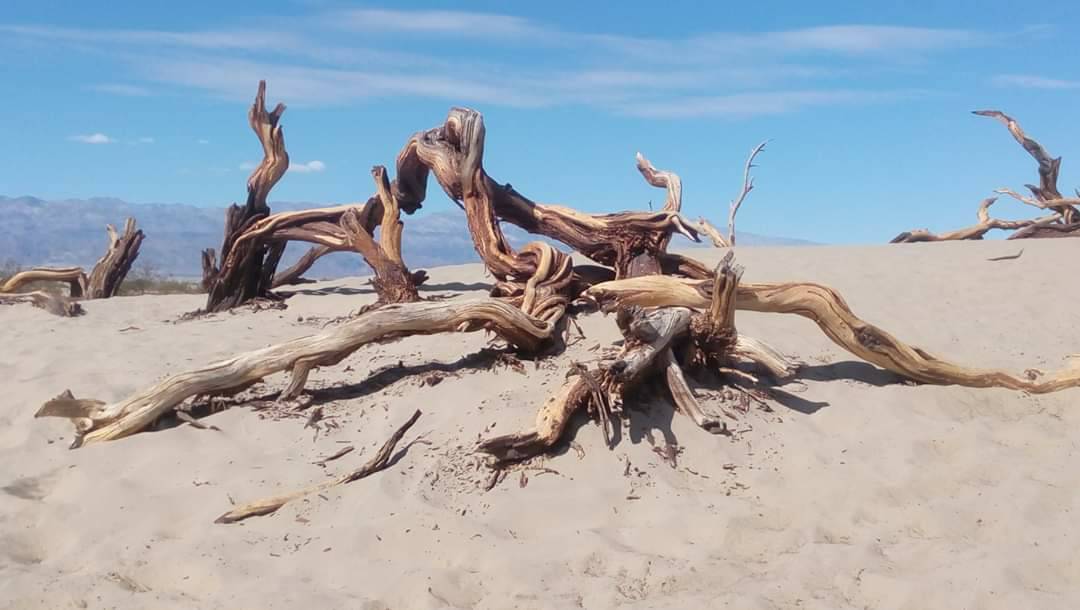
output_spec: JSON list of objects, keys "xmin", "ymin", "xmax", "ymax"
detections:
[
  {"xmin": 0, "ymin": 291, "xmax": 84, "ymax": 317},
  {"xmin": 0, "ymin": 219, "xmax": 143, "ymax": 312},
  {"xmin": 33, "ymin": 92, "xmax": 1080, "ymax": 481},
  {"xmin": 0, "ymin": 267, "xmax": 86, "ymax": 297},
  {"xmin": 37, "ymin": 299, "xmax": 555, "ymax": 446},
  {"xmin": 893, "ymin": 110, "xmax": 1080, "ymax": 242},
  {"xmin": 215, "ymin": 409, "xmax": 421, "ymax": 523},
  {"xmin": 271, "ymin": 245, "xmax": 331, "ymax": 288},
  {"xmin": 85, "ymin": 218, "xmax": 145, "ymax": 298},
  {"xmin": 586, "ymin": 274, "xmax": 1080, "ymax": 393},
  {"xmin": 202, "ymin": 80, "xmax": 291, "ymax": 311},
  {"xmin": 479, "ymin": 255, "xmax": 791, "ymax": 461},
  {"xmin": 208, "ymin": 168, "xmax": 426, "ymax": 308}
]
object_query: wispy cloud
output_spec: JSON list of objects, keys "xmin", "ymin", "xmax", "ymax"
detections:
[
  {"xmin": 238, "ymin": 161, "xmax": 257, "ymax": 170},
  {"xmin": 91, "ymin": 83, "xmax": 153, "ymax": 96},
  {"xmin": 69, "ymin": 133, "xmax": 114, "ymax": 144},
  {"xmin": 198, "ymin": 139, "xmax": 210, "ymax": 144},
  {"xmin": 289, "ymin": 160, "xmax": 326, "ymax": 173},
  {"xmin": 623, "ymin": 89, "xmax": 923, "ymax": 119},
  {"xmin": 136, "ymin": 137, "xmax": 154, "ymax": 144},
  {"xmin": 3, "ymin": 10, "xmax": 996, "ymax": 118},
  {"xmin": 326, "ymin": 9, "xmax": 544, "ymax": 38},
  {"xmin": 991, "ymin": 73, "xmax": 1080, "ymax": 89}
]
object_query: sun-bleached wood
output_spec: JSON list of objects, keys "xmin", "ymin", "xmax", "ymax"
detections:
[
  {"xmin": 37, "ymin": 300, "xmax": 555, "ymax": 446},
  {"xmin": 893, "ymin": 110, "xmax": 1079, "ymax": 242},
  {"xmin": 215, "ymin": 410, "xmax": 421, "ymax": 524},
  {"xmin": 587, "ymin": 274, "xmax": 1080, "ymax": 392}
]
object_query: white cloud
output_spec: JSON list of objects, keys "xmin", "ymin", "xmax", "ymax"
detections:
[
  {"xmin": 991, "ymin": 74, "xmax": 1080, "ymax": 89},
  {"xmin": 327, "ymin": 9, "xmax": 542, "ymax": 38},
  {"xmin": 288, "ymin": 160, "xmax": 326, "ymax": 173},
  {"xmin": 136, "ymin": 137, "xmax": 154, "ymax": 144},
  {"xmin": 91, "ymin": 83, "xmax": 152, "ymax": 96},
  {"xmin": 69, "ymin": 133, "xmax": 114, "ymax": 144},
  {"xmin": 5, "ymin": 11, "xmax": 992, "ymax": 118},
  {"xmin": 198, "ymin": 139, "xmax": 210, "ymax": 144}
]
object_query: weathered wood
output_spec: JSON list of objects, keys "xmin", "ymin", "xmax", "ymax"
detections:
[
  {"xmin": 203, "ymin": 80, "xmax": 290, "ymax": 312},
  {"xmin": 891, "ymin": 198, "xmax": 1055, "ymax": 243},
  {"xmin": 86, "ymin": 218, "xmax": 144, "ymax": 298},
  {"xmin": 38, "ymin": 299, "xmax": 555, "ymax": 446},
  {"xmin": 587, "ymin": 274, "xmax": 1080, "ymax": 393},
  {"xmin": 726, "ymin": 141, "xmax": 767, "ymax": 247},
  {"xmin": 0, "ymin": 291, "xmax": 84, "ymax": 317},
  {"xmin": 0, "ymin": 218, "xmax": 143, "ymax": 301},
  {"xmin": 893, "ymin": 111, "xmax": 1078, "ymax": 242},
  {"xmin": 0, "ymin": 267, "xmax": 86, "ymax": 297},
  {"xmin": 215, "ymin": 409, "xmax": 421, "ymax": 523},
  {"xmin": 271, "ymin": 245, "xmax": 332, "ymax": 288}
]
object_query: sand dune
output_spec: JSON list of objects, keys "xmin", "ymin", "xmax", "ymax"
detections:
[{"xmin": 2, "ymin": 240, "xmax": 1079, "ymax": 609}]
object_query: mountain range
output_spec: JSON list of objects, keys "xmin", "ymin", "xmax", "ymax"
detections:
[{"xmin": 0, "ymin": 195, "xmax": 816, "ymax": 278}]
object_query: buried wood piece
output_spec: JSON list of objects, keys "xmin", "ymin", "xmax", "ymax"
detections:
[
  {"xmin": 586, "ymin": 274, "xmax": 1080, "ymax": 393},
  {"xmin": 216, "ymin": 409, "xmax": 421, "ymax": 523},
  {"xmin": 660, "ymin": 349, "xmax": 724, "ymax": 433},
  {"xmin": 478, "ymin": 305, "xmax": 695, "ymax": 462},
  {"xmin": 0, "ymin": 291, "xmax": 84, "ymax": 317},
  {"xmin": 36, "ymin": 299, "xmax": 555, "ymax": 446}
]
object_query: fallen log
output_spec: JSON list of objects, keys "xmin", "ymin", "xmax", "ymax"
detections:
[{"xmin": 37, "ymin": 299, "xmax": 554, "ymax": 446}]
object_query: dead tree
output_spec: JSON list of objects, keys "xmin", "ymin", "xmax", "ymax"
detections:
[
  {"xmin": 0, "ymin": 218, "xmax": 143, "ymax": 313},
  {"xmin": 202, "ymin": 81, "xmax": 290, "ymax": 311},
  {"xmin": 33, "ymin": 99, "xmax": 1080, "ymax": 500},
  {"xmin": 892, "ymin": 110, "xmax": 1080, "ymax": 242},
  {"xmin": 204, "ymin": 166, "xmax": 426, "ymax": 308}
]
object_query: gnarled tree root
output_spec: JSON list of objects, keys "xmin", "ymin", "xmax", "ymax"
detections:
[
  {"xmin": 480, "ymin": 259, "xmax": 775, "ymax": 462},
  {"xmin": 37, "ymin": 299, "xmax": 554, "ymax": 446},
  {"xmin": 586, "ymin": 275, "xmax": 1080, "ymax": 392}
]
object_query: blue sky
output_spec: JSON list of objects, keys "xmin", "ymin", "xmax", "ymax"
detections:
[{"xmin": 1, "ymin": 1, "xmax": 1078, "ymax": 243}]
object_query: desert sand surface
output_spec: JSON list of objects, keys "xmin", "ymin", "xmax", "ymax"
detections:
[{"xmin": 2, "ymin": 239, "xmax": 1079, "ymax": 609}]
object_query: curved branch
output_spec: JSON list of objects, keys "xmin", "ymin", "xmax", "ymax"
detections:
[
  {"xmin": 727, "ymin": 141, "xmax": 768, "ymax": 246},
  {"xmin": 890, "ymin": 198, "xmax": 1055, "ymax": 243},
  {"xmin": 37, "ymin": 299, "xmax": 556, "ymax": 446},
  {"xmin": 587, "ymin": 274, "xmax": 1080, "ymax": 393},
  {"xmin": 0, "ymin": 267, "xmax": 86, "ymax": 296},
  {"xmin": 974, "ymin": 109, "xmax": 1076, "ymax": 224}
]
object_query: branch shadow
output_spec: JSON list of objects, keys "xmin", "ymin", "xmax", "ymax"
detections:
[
  {"xmin": 793, "ymin": 361, "xmax": 906, "ymax": 387},
  {"xmin": 307, "ymin": 348, "xmax": 516, "ymax": 406},
  {"xmin": 281, "ymin": 285, "xmax": 374, "ymax": 296},
  {"xmin": 419, "ymin": 281, "xmax": 493, "ymax": 293}
]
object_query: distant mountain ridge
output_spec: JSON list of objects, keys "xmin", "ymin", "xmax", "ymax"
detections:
[{"xmin": 0, "ymin": 195, "xmax": 816, "ymax": 278}]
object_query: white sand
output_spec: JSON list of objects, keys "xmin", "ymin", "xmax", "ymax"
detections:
[{"xmin": 2, "ymin": 240, "xmax": 1079, "ymax": 609}]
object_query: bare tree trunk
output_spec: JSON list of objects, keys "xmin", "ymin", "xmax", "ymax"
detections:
[
  {"xmin": 203, "ymin": 81, "xmax": 290, "ymax": 312},
  {"xmin": 86, "ymin": 218, "xmax": 144, "ymax": 298}
]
